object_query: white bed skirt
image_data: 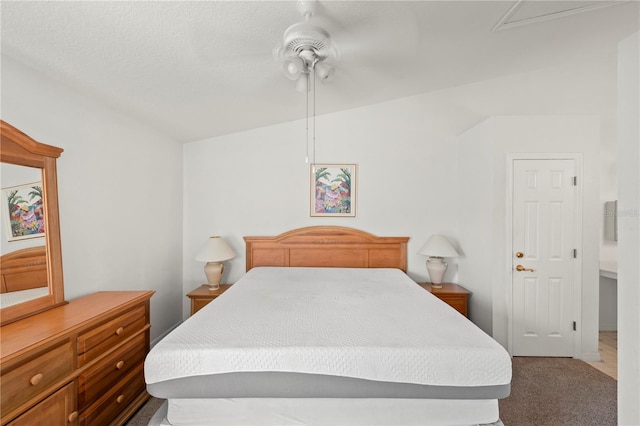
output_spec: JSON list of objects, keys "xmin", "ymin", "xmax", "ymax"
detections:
[{"xmin": 149, "ymin": 398, "xmax": 503, "ymax": 426}]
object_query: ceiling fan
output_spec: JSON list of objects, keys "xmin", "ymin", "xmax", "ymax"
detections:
[{"xmin": 273, "ymin": 0, "xmax": 338, "ymax": 91}]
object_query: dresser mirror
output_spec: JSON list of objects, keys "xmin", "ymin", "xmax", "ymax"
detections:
[{"xmin": 0, "ymin": 120, "xmax": 65, "ymax": 325}]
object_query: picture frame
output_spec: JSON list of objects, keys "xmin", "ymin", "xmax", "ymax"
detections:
[
  {"xmin": 310, "ymin": 163, "xmax": 357, "ymax": 217},
  {"xmin": 2, "ymin": 181, "xmax": 46, "ymax": 241}
]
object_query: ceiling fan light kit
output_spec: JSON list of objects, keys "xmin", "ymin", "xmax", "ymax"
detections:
[
  {"xmin": 275, "ymin": 0, "xmax": 338, "ymax": 163},
  {"xmin": 275, "ymin": 0, "xmax": 337, "ymax": 90}
]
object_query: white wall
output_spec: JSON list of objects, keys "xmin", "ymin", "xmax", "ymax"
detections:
[
  {"xmin": 457, "ymin": 115, "xmax": 601, "ymax": 360},
  {"xmin": 183, "ymin": 54, "xmax": 618, "ymax": 326},
  {"xmin": 598, "ymin": 276, "xmax": 618, "ymax": 331},
  {"xmin": 599, "ymin": 71, "xmax": 618, "ymax": 332},
  {"xmin": 456, "ymin": 119, "xmax": 494, "ymax": 333},
  {"xmin": 182, "ymin": 96, "xmax": 460, "ymax": 317},
  {"xmin": 1, "ymin": 55, "xmax": 184, "ymax": 342},
  {"xmin": 616, "ymin": 31, "xmax": 640, "ymax": 426}
]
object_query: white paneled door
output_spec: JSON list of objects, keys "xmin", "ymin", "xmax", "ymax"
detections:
[{"xmin": 511, "ymin": 158, "xmax": 578, "ymax": 357}]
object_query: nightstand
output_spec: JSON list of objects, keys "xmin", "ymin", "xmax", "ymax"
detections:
[
  {"xmin": 187, "ymin": 284, "xmax": 232, "ymax": 315},
  {"xmin": 417, "ymin": 283, "xmax": 470, "ymax": 317}
]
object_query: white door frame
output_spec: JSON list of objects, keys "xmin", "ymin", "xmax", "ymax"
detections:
[{"xmin": 506, "ymin": 153, "xmax": 583, "ymax": 358}]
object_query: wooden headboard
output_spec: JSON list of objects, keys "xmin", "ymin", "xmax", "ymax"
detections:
[
  {"xmin": 1, "ymin": 246, "xmax": 48, "ymax": 293},
  {"xmin": 244, "ymin": 226, "xmax": 409, "ymax": 272}
]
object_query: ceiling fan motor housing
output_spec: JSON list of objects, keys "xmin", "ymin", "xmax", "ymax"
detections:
[{"xmin": 283, "ymin": 22, "xmax": 332, "ymax": 60}]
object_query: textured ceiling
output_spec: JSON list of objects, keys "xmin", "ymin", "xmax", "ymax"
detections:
[{"xmin": 1, "ymin": 0, "xmax": 638, "ymax": 143}]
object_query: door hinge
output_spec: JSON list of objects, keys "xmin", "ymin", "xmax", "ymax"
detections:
[
  {"xmin": 572, "ymin": 176, "xmax": 577, "ymax": 186},
  {"xmin": 573, "ymin": 321, "xmax": 577, "ymax": 331},
  {"xmin": 572, "ymin": 249, "xmax": 578, "ymax": 259}
]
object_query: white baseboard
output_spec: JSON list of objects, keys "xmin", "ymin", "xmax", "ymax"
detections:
[
  {"xmin": 580, "ymin": 352, "xmax": 602, "ymax": 362},
  {"xmin": 151, "ymin": 321, "xmax": 182, "ymax": 348},
  {"xmin": 599, "ymin": 325, "xmax": 618, "ymax": 332}
]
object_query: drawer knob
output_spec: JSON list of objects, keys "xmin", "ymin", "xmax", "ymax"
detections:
[
  {"xmin": 68, "ymin": 411, "xmax": 78, "ymax": 423},
  {"xmin": 116, "ymin": 394, "xmax": 125, "ymax": 404},
  {"xmin": 116, "ymin": 360, "xmax": 125, "ymax": 370},
  {"xmin": 115, "ymin": 326, "xmax": 124, "ymax": 336},
  {"xmin": 29, "ymin": 373, "xmax": 44, "ymax": 386}
]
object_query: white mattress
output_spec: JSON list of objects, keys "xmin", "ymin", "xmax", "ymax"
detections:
[{"xmin": 145, "ymin": 267, "xmax": 511, "ymax": 388}]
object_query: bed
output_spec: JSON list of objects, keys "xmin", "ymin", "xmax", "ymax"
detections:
[
  {"xmin": 0, "ymin": 246, "xmax": 49, "ymax": 308},
  {"xmin": 145, "ymin": 226, "xmax": 511, "ymax": 426}
]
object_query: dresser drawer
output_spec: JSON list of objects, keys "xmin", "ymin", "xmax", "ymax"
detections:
[
  {"xmin": 77, "ymin": 305, "xmax": 146, "ymax": 367},
  {"xmin": 1, "ymin": 340, "xmax": 74, "ymax": 415},
  {"xmin": 77, "ymin": 332, "xmax": 146, "ymax": 410},
  {"xmin": 79, "ymin": 363, "xmax": 145, "ymax": 426},
  {"xmin": 7, "ymin": 382, "xmax": 77, "ymax": 426}
]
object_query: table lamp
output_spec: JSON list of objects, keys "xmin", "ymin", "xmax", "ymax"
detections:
[
  {"xmin": 195, "ymin": 236, "xmax": 235, "ymax": 291},
  {"xmin": 418, "ymin": 235, "xmax": 459, "ymax": 288}
]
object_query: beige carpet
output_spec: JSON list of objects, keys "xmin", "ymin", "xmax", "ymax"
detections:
[
  {"xmin": 125, "ymin": 396, "xmax": 165, "ymax": 426},
  {"xmin": 499, "ymin": 357, "xmax": 617, "ymax": 426},
  {"xmin": 126, "ymin": 357, "xmax": 616, "ymax": 425}
]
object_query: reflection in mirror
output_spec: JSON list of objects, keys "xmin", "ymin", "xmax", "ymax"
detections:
[
  {"xmin": 0, "ymin": 163, "xmax": 49, "ymax": 308},
  {"xmin": 0, "ymin": 120, "xmax": 65, "ymax": 325}
]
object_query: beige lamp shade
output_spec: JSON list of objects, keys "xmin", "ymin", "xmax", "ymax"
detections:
[
  {"xmin": 195, "ymin": 236, "xmax": 235, "ymax": 291},
  {"xmin": 417, "ymin": 235, "xmax": 459, "ymax": 258},
  {"xmin": 418, "ymin": 235, "xmax": 459, "ymax": 287}
]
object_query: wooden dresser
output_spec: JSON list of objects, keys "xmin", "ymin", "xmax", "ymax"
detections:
[{"xmin": 0, "ymin": 291, "xmax": 153, "ymax": 426}]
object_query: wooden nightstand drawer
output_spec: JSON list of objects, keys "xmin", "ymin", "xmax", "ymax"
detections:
[
  {"xmin": 418, "ymin": 283, "xmax": 470, "ymax": 317},
  {"xmin": 187, "ymin": 284, "xmax": 233, "ymax": 315},
  {"xmin": 438, "ymin": 295, "xmax": 467, "ymax": 314},
  {"xmin": 79, "ymin": 363, "xmax": 145, "ymax": 426},
  {"xmin": 77, "ymin": 305, "xmax": 146, "ymax": 366},
  {"xmin": 77, "ymin": 332, "xmax": 146, "ymax": 410},
  {"xmin": 1, "ymin": 340, "xmax": 74, "ymax": 415}
]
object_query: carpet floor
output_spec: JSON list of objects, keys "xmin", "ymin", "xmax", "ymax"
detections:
[
  {"xmin": 126, "ymin": 357, "xmax": 616, "ymax": 426},
  {"xmin": 499, "ymin": 357, "xmax": 616, "ymax": 426}
]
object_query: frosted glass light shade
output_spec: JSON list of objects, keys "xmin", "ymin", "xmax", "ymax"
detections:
[
  {"xmin": 283, "ymin": 57, "xmax": 304, "ymax": 80},
  {"xmin": 314, "ymin": 61, "xmax": 335, "ymax": 81},
  {"xmin": 296, "ymin": 73, "xmax": 309, "ymax": 92}
]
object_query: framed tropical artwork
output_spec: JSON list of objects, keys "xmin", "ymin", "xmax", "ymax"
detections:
[
  {"xmin": 2, "ymin": 182, "xmax": 46, "ymax": 241},
  {"xmin": 310, "ymin": 163, "xmax": 357, "ymax": 217}
]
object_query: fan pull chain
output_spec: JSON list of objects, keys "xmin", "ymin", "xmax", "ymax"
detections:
[
  {"xmin": 312, "ymin": 67, "xmax": 316, "ymax": 165},
  {"xmin": 305, "ymin": 71, "xmax": 310, "ymax": 164}
]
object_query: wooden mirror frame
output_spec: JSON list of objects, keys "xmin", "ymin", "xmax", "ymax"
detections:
[{"xmin": 0, "ymin": 120, "xmax": 65, "ymax": 325}]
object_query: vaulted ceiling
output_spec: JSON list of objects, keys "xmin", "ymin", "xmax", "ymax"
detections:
[{"xmin": 1, "ymin": 1, "xmax": 638, "ymax": 143}]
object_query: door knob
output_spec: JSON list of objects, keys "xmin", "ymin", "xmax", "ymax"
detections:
[
  {"xmin": 516, "ymin": 264, "xmax": 534, "ymax": 272},
  {"xmin": 515, "ymin": 251, "xmax": 524, "ymax": 258}
]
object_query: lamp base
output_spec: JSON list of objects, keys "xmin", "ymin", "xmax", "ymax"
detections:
[
  {"xmin": 204, "ymin": 262, "xmax": 224, "ymax": 291},
  {"xmin": 426, "ymin": 257, "xmax": 447, "ymax": 287}
]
